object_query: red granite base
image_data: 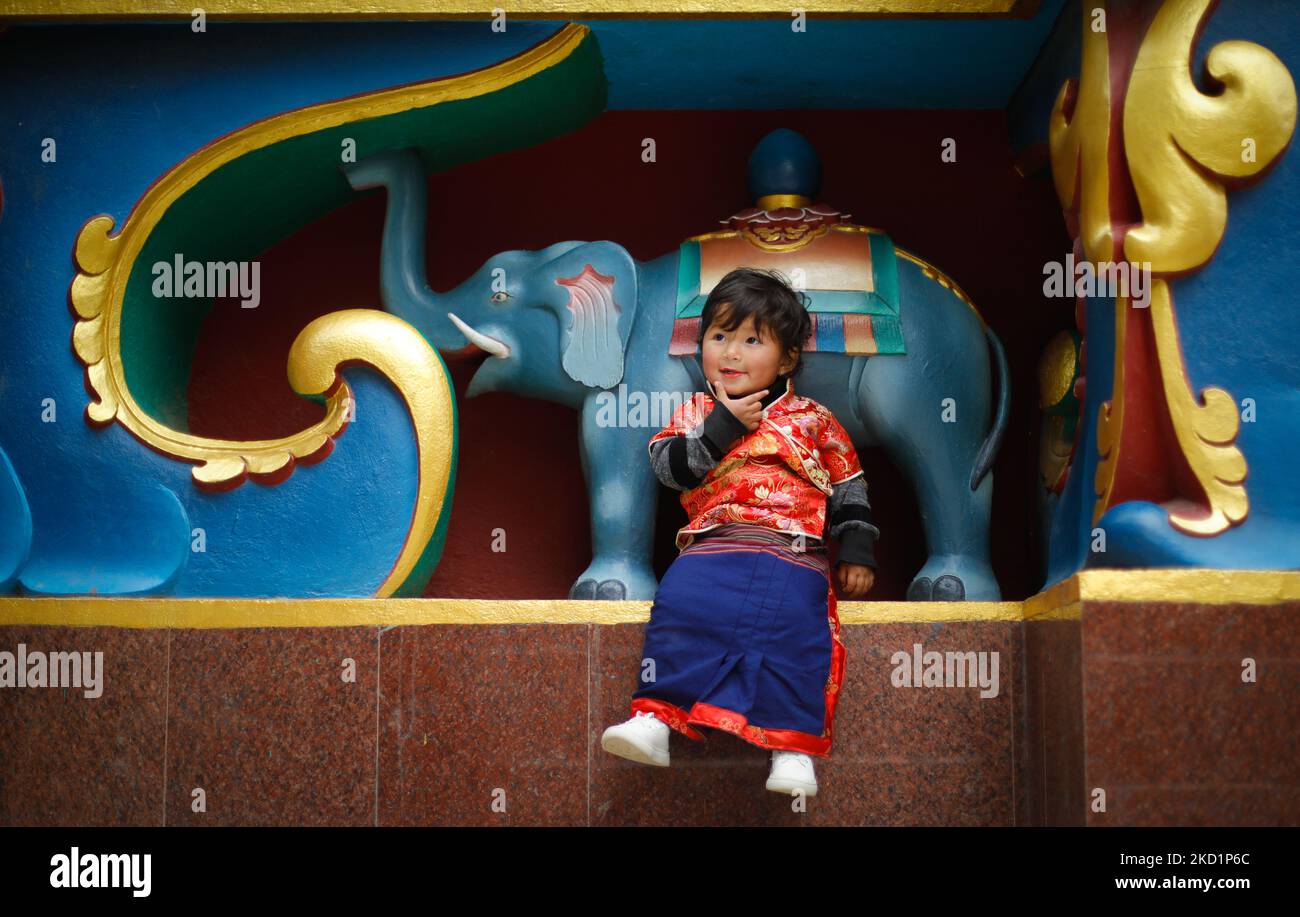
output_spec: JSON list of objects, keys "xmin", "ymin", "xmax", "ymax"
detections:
[
  {"xmin": 0, "ymin": 619, "xmax": 1023, "ymax": 826},
  {"xmin": 1022, "ymin": 600, "xmax": 1300, "ymax": 826},
  {"xmin": 1, "ymin": 601, "xmax": 1294, "ymax": 826}
]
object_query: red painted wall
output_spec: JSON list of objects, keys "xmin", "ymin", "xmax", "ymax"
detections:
[{"xmin": 189, "ymin": 109, "xmax": 1072, "ymax": 600}]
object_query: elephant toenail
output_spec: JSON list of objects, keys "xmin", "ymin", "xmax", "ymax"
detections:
[
  {"xmin": 596, "ymin": 580, "xmax": 627, "ymax": 600},
  {"xmin": 907, "ymin": 577, "xmax": 933, "ymax": 601},
  {"xmin": 932, "ymin": 575, "xmax": 966, "ymax": 601}
]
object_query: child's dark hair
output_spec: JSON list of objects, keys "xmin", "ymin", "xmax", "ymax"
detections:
[{"xmin": 698, "ymin": 268, "xmax": 813, "ymax": 378}]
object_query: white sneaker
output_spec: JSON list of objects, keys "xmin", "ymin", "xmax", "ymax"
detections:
[
  {"xmin": 766, "ymin": 750, "xmax": 818, "ymax": 796},
  {"xmin": 601, "ymin": 710, "xmax": 670, "ymax": 767}
]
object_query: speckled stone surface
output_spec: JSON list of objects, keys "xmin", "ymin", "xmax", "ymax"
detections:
[
  {"xmin": 6, "ymin": 599, "xmax": 1290, "ymax": 826},
  {"xmin": 593, "ymin": 620, "xmax": 1020, "ymax": 826},
  {"xmin": 807, "ymin": 622, "xmax": 1020, "ymax": 826},
  {"xmin": 592, "ymin": 622, "xmax": 806, "ymax": 826},
  {"xmin": 1081, "ymin": 601, "xmax": 1300, "ymax": 827},
  {"xmin": 377, "ymin": 624, "xmax": 588, "ymax": 826},
  {"xmin": 165, "ymin": 628, "xmax": 376, "ymax": 826},
  {"xmin": 1022, "ymin": 617, "xmax": 1084, "ymax": 826},
  {"xmin": 0, "ymin": 626, "xmax": 167, "ymax": 826}
]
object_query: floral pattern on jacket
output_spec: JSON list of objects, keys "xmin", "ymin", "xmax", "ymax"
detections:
[{"xmin": 647, "ymin": 379, "xmax": 864, "ymax": 550}]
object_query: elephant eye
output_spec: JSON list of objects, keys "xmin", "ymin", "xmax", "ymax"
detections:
[{"xmin": 490, "ymin": 291, "xmax": 510, "ymax": 303}]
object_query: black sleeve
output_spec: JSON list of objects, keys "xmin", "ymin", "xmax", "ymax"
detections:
[
  {"xmin": 836, "ymin": 527, "xmax": 877, "ymax": 569},
  {"xmin": 649, "ymin": 404, "xmax": 751, "ymax": 491},
  {"xmin": 699, "ymin": 403, "xmax": 749, "ymax": 459},
  {"xmin": 827, "ymin": 476, "xmax": 879, "ymax": 569}
]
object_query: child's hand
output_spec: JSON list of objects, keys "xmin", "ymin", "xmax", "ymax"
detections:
[
  {"xmin": 712, "ymin": 380, "xmax": 769, "ymax": 432},
  {"xmin": 836, "ymin": 562, "xmax": 874, "ymax": 598}
]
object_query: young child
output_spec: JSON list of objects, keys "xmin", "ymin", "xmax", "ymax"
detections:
[{"xmin": 601, "ymin": 267, "xmax": 878, "ymax": 797}]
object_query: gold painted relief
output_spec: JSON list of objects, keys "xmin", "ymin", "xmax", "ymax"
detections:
[
  {"xmin": 70, "ymin": 23, "xmax": 589, "ymax": 489},
  {"xmin": 72, "ymin": 213, "xmax": 350, "ymax": 488},
  {"xmin": 1037, "ymin": 330, "xmax": 1078, "ymax": 490},
  {"xmin": 1145, "ymin": 280, "xmax": 1247, "ymax": 535},
  {"xmin": 1048, "ymin": 5, "xmax": 1122, "ymax": 521},
  {"xmin": 1124, "ymin": 0, "xmax": 1297, "ymax": 273},
  {"xmin": 67, "ymin": 24, "xmax": 590, "ymax": 595},
  {"xmin": 1051, "ymin": 0, "xmax": 1296, "ymax": 535},
  {"xmin": 1115, "ymin": 0, "xmax": 1293, "ymax": 532},
  {"xmin": 1049, "ymin": 2, "xmax": 1114, "ymax": 265},
  {"xmin": 1090, "ymin": 295, "xmax": 1126, "ymax": 524},
  {"xmin": 286, "ymin": 310, "xmax": 457, "ymax": 597}
]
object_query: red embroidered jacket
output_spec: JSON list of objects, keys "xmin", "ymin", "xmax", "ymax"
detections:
[{"xmin": 647, "ymin": 376, "xmax": 868, "ymax": 551}]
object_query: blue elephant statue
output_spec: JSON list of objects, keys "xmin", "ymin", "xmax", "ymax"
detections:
[{"xmin": 342, "ymin": 129, "xmax": 1010, "ymax": 600}]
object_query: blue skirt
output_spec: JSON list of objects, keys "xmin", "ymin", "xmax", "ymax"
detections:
[{"xmin": 630, "ymin": 523, "xmax": 845, "ymax": 757}]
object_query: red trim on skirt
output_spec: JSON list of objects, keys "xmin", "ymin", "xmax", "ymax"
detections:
[{"xmin": 630, "ymin": 584, "xmax": 844, "ymax": 758}]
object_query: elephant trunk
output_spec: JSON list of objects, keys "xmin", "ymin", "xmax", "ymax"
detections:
[{"xmin": 342, "ymin": 149, "xmax": 469, "ymax": 353}]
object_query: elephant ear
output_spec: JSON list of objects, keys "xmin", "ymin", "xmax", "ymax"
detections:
[{"xmin": 542, "ymin": 242, "xmax": 637, "ymax": 389}]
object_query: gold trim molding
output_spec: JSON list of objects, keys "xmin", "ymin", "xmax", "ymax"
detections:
[
  {"xmin": 1, "ymin": 570, "xmax": 1296, "ymax": 628},
  {"xmin": 1022, "ymin": 568, "xmax": 1300, "ymax": 619},
  {"xmin": 895, "ymin": 247, "xmax": 985, "ymax": 329},
  {"xmin": 0, "ymin": 1, "xmax": 1041, "ymax": 22},
  {"xmin": 0, "ymin": 598, "xmax": 1022, "ymax": 627},
  {"xmin": 756, "ymin": 194, "xmax": 812, "ymax": 210},
  {"xmin": 69, "ymin": 23, "xmax": 589, "ymax": 489}
]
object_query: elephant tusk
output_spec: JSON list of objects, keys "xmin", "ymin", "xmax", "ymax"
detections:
[{"xmin": 447, "ymin": 312, "xmax": 510, "ymax": 358}]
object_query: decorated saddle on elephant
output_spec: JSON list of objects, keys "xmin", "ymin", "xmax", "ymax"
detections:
[{"xmin": 670, "ymin": 200, "xmax": 905, "ymax": 360}]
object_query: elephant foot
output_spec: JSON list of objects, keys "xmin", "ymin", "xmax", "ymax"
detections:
[
  {"xmin": 569, "ymin": 558, "xmax": 659, "ymax": 601},
  {"xmin": 906, "ymin": 575, "xmax": 966, "ymax": 601},
  {"xmin": 569, "ymin": 578, "xmax": 630, "ymax": 600},
  {"xmin": 908, "ymin": 556, "xmax": 1000, "ymax": 601}
]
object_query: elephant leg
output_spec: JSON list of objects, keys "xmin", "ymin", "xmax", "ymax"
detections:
[
  {"xmin": 904, "ymin": 475, "xmax": 1001, "ymax": 602},
  {"xmin": 859, "ymin": 360, "xmax": 1001, "ymax": 601},
  {"xmin": 569, "ymin": 394, "xmax": 660, "ymax": 601}
]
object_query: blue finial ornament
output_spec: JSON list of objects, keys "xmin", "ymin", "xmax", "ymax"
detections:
[{"xmin": 747, "ymin": 129, "xmax": 822, "ymax": 201}]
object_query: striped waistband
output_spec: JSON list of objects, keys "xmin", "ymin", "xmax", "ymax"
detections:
[{"xmin": 681, "ymin": 523, "xmax": 830, "ymax": 577}]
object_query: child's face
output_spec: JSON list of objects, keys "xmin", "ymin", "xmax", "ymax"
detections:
[{"xmin": 701, "ymin": 307, "xmax": 796, "ymax": 400}]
